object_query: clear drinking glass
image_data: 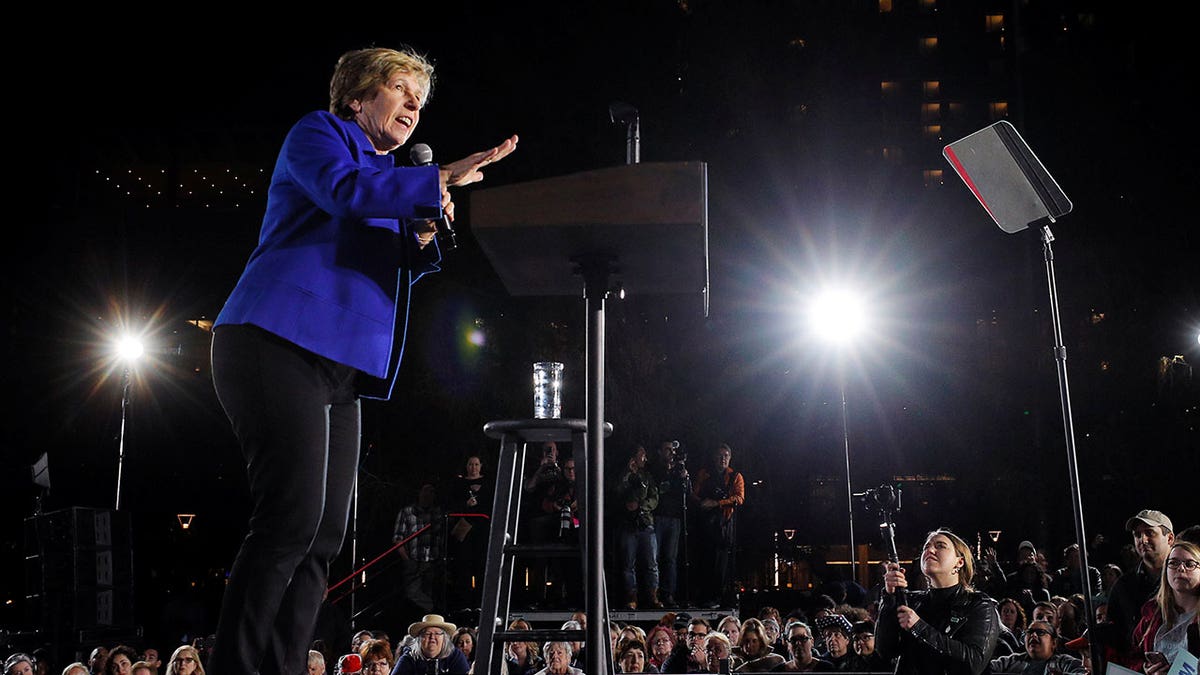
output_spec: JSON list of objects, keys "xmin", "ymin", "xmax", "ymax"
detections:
[{"xmin": 532, "ymin": 362, "xmax": 564, "ymax": 419}]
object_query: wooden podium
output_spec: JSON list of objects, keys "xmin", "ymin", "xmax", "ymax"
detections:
[{"xmin": 471, "ymin": 161, "xmax": 708, "ymax": 675}]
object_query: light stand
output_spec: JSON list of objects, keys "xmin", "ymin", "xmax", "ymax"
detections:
[
  {"xmin": 350, "ymin": 469, "xmax": 359, "ymax": 629},
  {"xmin": 809, "ymin": 289, "xmax": 866, "ymax": 580},
  {"xmin": 115, "ymin": 365, "xmax": 132, "ymax": 510},
  {"xmin": 840, "ymin": 379, "xmax": 856, "ymax": 576},
  {"xmin": 1038, "ymin": 222, "xmax": 1100, "ymax": 666}
]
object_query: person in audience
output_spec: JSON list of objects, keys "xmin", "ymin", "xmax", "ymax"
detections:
[
  {"xmin": 140, "ymin": 649, "xmax": 161, "ymax": 675},
  {"xmin": 812, "ymin": 615, "xmax": 854, "ymax": 671},
  {"xmin": 373, "ymin": 631, "xmax": 393, "ymax": 654},
  {"xmin": 1094, "ymin": 563, "xmax": 1123, "ymax": 607},
  {"xmin": 448, "ymin": 454, "xmax": 492, "ymax": 609},
  {"xmin": 736, "ymin": 618, "xmax": 784, "ymax": 671},
  {"xmin": 4, "ymin": 654, "xmax": 34, "ymax": 675},
  {"xmin": 361, "ymin": 639, "xmax": 395, "ymax": 674},
  {"xmin": 758, "ymin": 608, "xmax": 782, "ymax": 629},
  {"xmin": 761, "ymin": 619, "xmax": 785, "ymax": 656},
  {"xmin": 996, "ymin": 597, "xmax": 1027, "ymax": 653},
  {"xmin": 1031, "ymin": 601, "xmax": 1058, "ymax": 628},
  {"xmin": 616, "ymin": 638, "xmax": 653, "ymax": 673},
  {"xmin": 87, "ymin": 649, "xmax": 108, "ymax": 675},
  {"xmin": 128, "ymin": 664, "xmax": 152, "ymax": 675},
  {"xmin": 618, "ymin": 444, "xmax": 663, "ymax": 609},
  {"xmin": 1051, "ymin": 544, "xmax": 1103, "ymax": 599},
  {"xmin": 877, "ymin": 529, "xmax": 1000, "ymax": 675},
  {"xmin": 163, "ymin": 646, "xmax": 203, "ymax": 675},
  {"xmin": 647, "ymin": 625, "xmax": 677, "ymax": 671},
  {"xmin": 61, "ymin": 665, "xmax": 88, "ymax": 675},
  {"xmin": 562, "ymin": 620, "xmax": 587, "ymax": 669},
  {"xmin": 453, "ymin": 627, "xmax": 477, "ymax": 666},
  {"xmin": 692, "ymin": 444, "xmax": 745, "ymax": 608},
  {"xmin": 848, "ymin": 620, "xmax": 890, "ymax": 672},
  {"xmin": 393, "ymin": 481, "xmax": 444, "ymax": 613},
  {"xmin": 504, "ymin": 619, "xmax": 544, "ymax": 675},
  {"xmin": 988, "ymin": 620, "xmax": 1085, "ymax": 673},
  {"xmin": 1109, "ymin": 509, "xmax": 1175, "ymax": 653},
  {"xmin": 307, "ymin": 650, "xmax": 326, "ymax": 675},
  {"xmin": 662, "ymin": 617, "xmax": 712, "ymax": 673},
  {"xmin": 717, "ymin": 616, "xmax": 743, "ymax": 658},
  {"xmin": 392, "ymin": 615, "xmax": 470, "ymax": 675},
  {"xmin": 105, "ymin": 646, "xmax": 138, "ymax": 675},
  {"xmin": 1056, "ymin": 594, "xmax": 1088, "ymax": 645},
  {"xmin": 703, "ymin": 632, "xmax": 738, "ymax": 673},
  {"xmin": 534, "ymin": 642, "xmax": 581, "ymax": 675},
  {"xmin": 1007, "ymin": 561, "xmax": 1053, "ymax": 616},
  {"xmin": 774, "ymin": 621, "xmax": 833, "ymax": 672},
  {"xmin": 1135, "ymin": 540, "xmax": 1200, "ymax": 674},
  {"xmin": 352, "ymin": 631, "xmax": 376, "ymax": 655}
]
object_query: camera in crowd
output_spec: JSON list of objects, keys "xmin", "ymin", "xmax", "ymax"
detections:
[
  {"xmin": 667, "ymin": 440, "xmax": 688, "ymax": 468},
  {"xmin": 854, "ymin": 483, "xmax": 901, "ymax": 513}
]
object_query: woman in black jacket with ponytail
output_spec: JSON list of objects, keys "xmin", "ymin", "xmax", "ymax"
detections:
[{"xmin": 877, "ymin": 529, "xmax": 1001, "ymax": 675}]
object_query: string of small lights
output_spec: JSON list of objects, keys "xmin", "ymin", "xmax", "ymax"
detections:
[{"xmin": 91, "ymin": 165, "xmax": 269, "ymax": 210}]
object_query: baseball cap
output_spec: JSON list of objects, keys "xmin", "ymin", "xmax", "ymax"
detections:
[
  {"xmin": 1125, "ymin": 509, "xmax": 1174, "ymax": 533},
  {"xmin": 1017, "ymin": 540, "xmax": 1036, "ymax": 553}
]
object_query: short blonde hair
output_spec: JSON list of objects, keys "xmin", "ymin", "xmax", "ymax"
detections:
[{"xmin": 329, "ymin": 47, "xmax": 435, "ymax": 119}]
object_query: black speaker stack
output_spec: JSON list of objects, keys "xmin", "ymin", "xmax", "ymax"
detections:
[{"xmin": 23, "ymin": 507, "xmax": 139, "ymax": 654}]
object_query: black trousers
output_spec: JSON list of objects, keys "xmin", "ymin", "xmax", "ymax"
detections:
[{"xmin": 209, "ymin": 324, "xmax": 361, "ymax": 675}]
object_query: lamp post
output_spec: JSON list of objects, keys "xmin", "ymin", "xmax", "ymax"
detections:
[
  {"xmin": 114, "ymin": 335, "xmax": 144, "ymax": 510},
  {"xmin": 809, "ymin": 289, "xmax": 866, "ymax": 578}
]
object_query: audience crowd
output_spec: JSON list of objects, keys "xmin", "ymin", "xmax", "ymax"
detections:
[{"xmin": 7, "ymin": 461, "xmax": 1196, "ymax": 675}]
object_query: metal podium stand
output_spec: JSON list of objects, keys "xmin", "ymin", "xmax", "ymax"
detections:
[{"xmin": 471, "ymin": 161, "xmax": 709, "ymax": 675}]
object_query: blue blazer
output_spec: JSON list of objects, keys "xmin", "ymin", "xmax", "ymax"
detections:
[{"xmin": 215, "ymin": 111, "xmax": 442, "ymax": 399}]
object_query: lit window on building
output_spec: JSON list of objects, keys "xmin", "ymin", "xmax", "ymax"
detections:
[
  {"xmin": 989, "ymin": 101, "xmax": 1009, "ymax": 119},
  {"xmin": 985, "ymin": 14, "xmax": 1005, "ymax": 32},
  {"xmin": 883, "ymin": 146, "xmax": 904, "ymax": 162},
  {"xmin": 919, "ymin": 36, "xmax": 938, "ymax": 54},
  {"xmin": 921, "ymin": 102, "xmax": 942, "ymax": 121},
  {"xmin": 919, "ymin": 0, "xmax": 936, "ymax": 10},
  {"xmin": 923, "ymin": 124, "xmax": 943, "ymax": 140},
  {"xmin": 923, "ymin": 169, "xmax": 944, "ymax": 187},
  {"xmin": 879, "ymin": 0, "xmax": 893, "ymax": 12},
  {"xmin": 881, "ymin": 81, "xmax": 899, "ymax": 97},
  {"xmin": 923, "ymin": 80, "xmax": 941, "ymax": 98}
]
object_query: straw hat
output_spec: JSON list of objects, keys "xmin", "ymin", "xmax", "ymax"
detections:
[{"xmin": 408, "ymin": 614, "xmax": 458, "ymax": 637}]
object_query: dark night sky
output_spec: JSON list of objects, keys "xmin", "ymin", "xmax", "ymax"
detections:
[{"xmin": 4, "ymin": 2, "xmax": 1198, "ymax": 642}]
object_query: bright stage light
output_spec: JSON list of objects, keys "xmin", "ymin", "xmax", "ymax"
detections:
[
  {"xmin": 809, "ymin": 289, "xmax": 867, "ymax": 344},
  {"xmin": 115, "ymin": 335, "xmax": 145, "ymax": 362}
]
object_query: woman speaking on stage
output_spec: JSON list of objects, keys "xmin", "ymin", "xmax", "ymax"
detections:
[{"xmin": 207, "ymin": 45, "xmax": 516, "ymax": 675}]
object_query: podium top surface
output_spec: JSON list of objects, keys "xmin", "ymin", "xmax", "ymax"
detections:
[{"xmin": 471, "ymin": 162, "xmax": 708, "ymax": 297}]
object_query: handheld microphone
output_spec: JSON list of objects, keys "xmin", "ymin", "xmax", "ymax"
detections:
[
  {"xmin": 336, "ymin": 653, "xmax": 363, "ymax": 674},
  {"xmin": 409, "ymin": 143, "xmax": 457, "ymax": 250}
]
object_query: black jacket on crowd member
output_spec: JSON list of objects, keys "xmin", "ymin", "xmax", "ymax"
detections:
[
  {"xmin": 1106, "ymin": 561, "xmax": 1160, "ymax": 650},
  {"xmin": 660, "ymin": 642, "xmax": 705, "ymax": 674},
  {"xmin": 876, "ymin": 585, "xmax": 1001, "ymax": 675}
]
